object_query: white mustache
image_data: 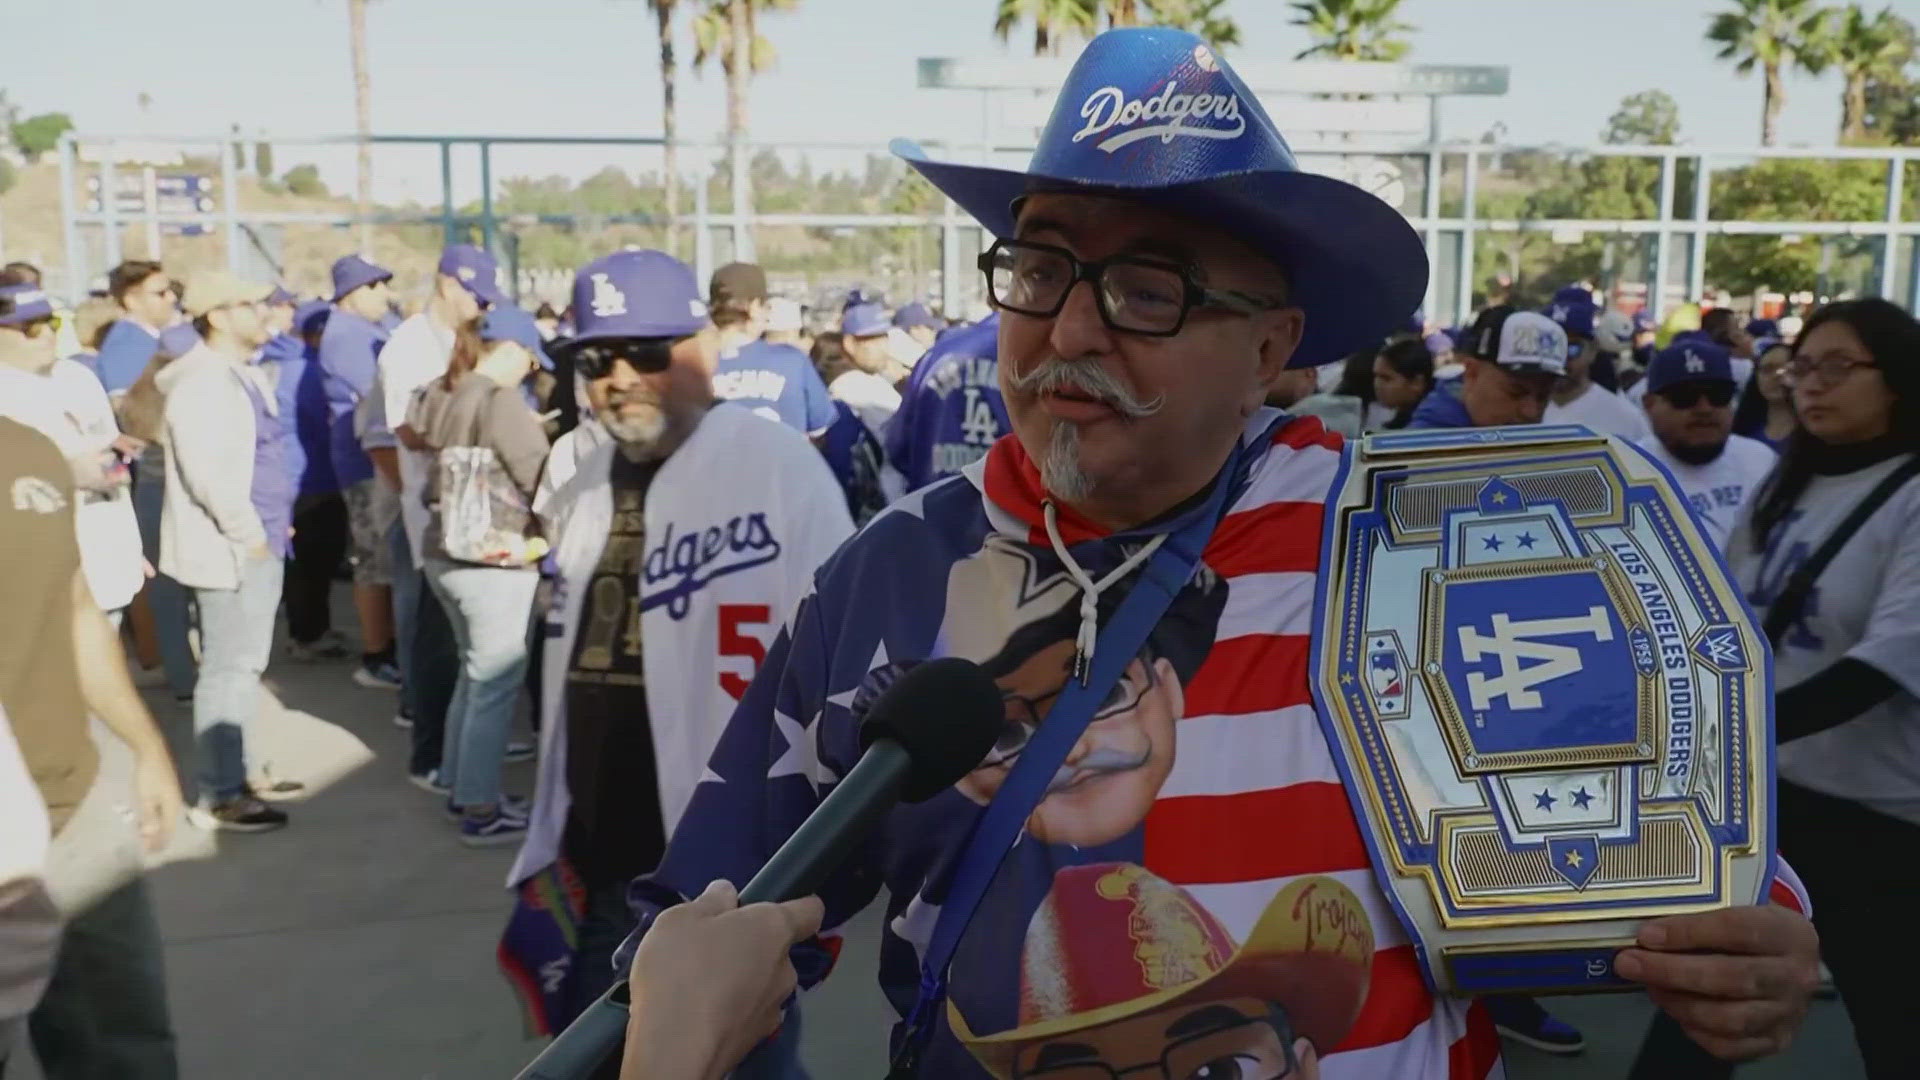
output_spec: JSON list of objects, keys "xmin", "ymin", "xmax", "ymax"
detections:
[{"xmin": 1008, "ymin": 357, "xmax": 1164, "ymax": 419}]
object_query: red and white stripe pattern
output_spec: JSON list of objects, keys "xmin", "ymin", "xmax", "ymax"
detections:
[{"xmin": 977, "ymin": 411, "xmax": 1502, "ymax": 1079}]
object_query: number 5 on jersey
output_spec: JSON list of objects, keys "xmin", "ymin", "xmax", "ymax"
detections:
[{"xmin": 718, "ymin": 604, "xmax": 772, "ymax": 701}]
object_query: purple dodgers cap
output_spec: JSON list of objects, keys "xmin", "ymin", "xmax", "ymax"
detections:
[
  {"xmin": 1544, "ymin": 286, "xmax": 1597, "ymax": 342},
  {"xmin": 0, "ymin": 283, "xmax": 54, "ymax": 326},
  {"xmin": 477, "ymin": 305, "xmax": 552, "ymax": 370},
  {"xmin": 891, "ymin": 27, "xmax": 1427, "ymax": 368},
  {"xmin": 549, "ymin": 250, "xmax": 709, "ymax": 358},
  {"xmin": 893, "ymin": 301, "xmax": 939, "ymax": 331},
  {"xmin": 438, "ymin": 244, "xmax": 507, "ymax": 307},
  {"xmin": 843, "ymin": 302, "xmax": 890, "ymax": 338},
  {"xmin": 330, "ymin": 255, "xmax": 392, "ymax": 302},
  {"xmin": 1646, "ymin": 340, "xmax": 1736, "ymax": 395}
]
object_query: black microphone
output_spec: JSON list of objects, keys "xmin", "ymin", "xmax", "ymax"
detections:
[{"xmin": 512, "ymin": 656, "xmax": 1003, "ymax": 1080}]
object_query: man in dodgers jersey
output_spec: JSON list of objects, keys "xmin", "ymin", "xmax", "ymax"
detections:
[
  {"xmin": 883, "ymin": 312, "xmax": 1009, "ymax": 492},
  {"xmin": 620, "ymin": 28, "xmax": 1819, "ymax": 1079}
]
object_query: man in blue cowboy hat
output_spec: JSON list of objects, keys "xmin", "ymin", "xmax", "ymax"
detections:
[{"xmin": 614, "ymin": 27, "xmax": 1820, "ymax": 1080}]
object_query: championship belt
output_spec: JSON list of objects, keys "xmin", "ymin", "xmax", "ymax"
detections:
[{"xmin": 1309, "ymin": 424, "xmax": 1773, "ymax": 996}]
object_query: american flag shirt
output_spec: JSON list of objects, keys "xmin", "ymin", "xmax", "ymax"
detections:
[{"xmin": 625, "ymin": 407, "xmax": 1512, "ymax": 1077}]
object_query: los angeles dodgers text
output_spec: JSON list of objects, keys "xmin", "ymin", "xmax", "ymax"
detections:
[
  {"xmin": 1608, "ymin": 541, "xmax": 1697, "ymax": 780},
  {"xmin": 641, "ymin": 514, "xmax": 784, "ymax": 620}
]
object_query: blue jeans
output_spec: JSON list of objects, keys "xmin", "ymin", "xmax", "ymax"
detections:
[
  {"xmin": 426, "ymin": 558, "xmax": 538, "ymax": 809},
  {"xmin": 191, "ymin": 555, "xmax": 284, "ymax": 802},
  {"xmin": 389, "ymin": 520, "xmax": 419, "ymax": 715},
  {"xmin": 132, "ymin": 458, "xmax": 196, "ymax": 698}
]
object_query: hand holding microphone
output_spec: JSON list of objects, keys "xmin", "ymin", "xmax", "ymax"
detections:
[
  {"xmin": 622, "ymin": 879, "xmax": 824, "ymax": 1080},
  {"xmin": 515, "ymin": 656, "xmax": 1003, "ymax": 1080}
]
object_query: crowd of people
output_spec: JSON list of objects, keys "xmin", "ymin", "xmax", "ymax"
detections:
[{"xmin": 3, "ymin": 24, "xmax": 1919, "ymax": 1080}]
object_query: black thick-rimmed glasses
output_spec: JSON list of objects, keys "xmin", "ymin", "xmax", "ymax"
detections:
[
  {"xmin": 1783, "ymin": 353, "xmax": 1875, "ymax": 390},
  {"xmin": 978, "ymin": 238, "xmax": 1285, "ymax": 337},
  {"xmin": 1013, "ymin": 1003, "xmax": 1300, "ymax": 1079},
  {"xmin": 568, "ymin": 335, "xmax": 689, "ymax": 380}
]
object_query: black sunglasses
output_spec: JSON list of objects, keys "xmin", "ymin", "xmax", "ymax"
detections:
[
  {"xmin": 567, "ymin": 336, "xmax": 686, "ymax": 380},
  {"xmin": 1657, "ymin": 383, "xmax": 1736, "ymax": 409}
]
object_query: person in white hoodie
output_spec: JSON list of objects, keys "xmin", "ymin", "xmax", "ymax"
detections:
[
  {"xmin": 158, "ymin": 271, "xmax": 297, "ymax": 833},
  {"xmin": 0, "ymin": 273, "xmax": 145, "ymax": 621},
  {"xmin": 500, "ymin": 250, "xmax": 852, "ymax": 1035}
]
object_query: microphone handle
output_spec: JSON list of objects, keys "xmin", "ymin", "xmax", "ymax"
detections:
[
  {"xmin": 740, "ymin": 738, "xmax": 910, "ymax": 903},
  {"xmin": 512, "ymin": 738, "xmax": 913, "ymax": 1079}
]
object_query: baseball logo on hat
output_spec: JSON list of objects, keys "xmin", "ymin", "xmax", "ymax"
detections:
[
  {"xmin": 589, "ymin": 273, "xmax": 628, "ymax": 318},
  {"xmin": 1685, "ymin": 350, "xmax": 1706, "ymax": 374},
  {"xmin": 1074, "ymin": 79, "xmax": 1247, "ymax": 153},
  {"xmin": 1192, "ymin": 44, "xmax": 1218, "ymax": 71}
]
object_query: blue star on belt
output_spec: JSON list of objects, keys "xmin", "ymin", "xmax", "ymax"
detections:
[
  {"xmin": 1482, "ymin": 535, "xmax": 1504, "ymax": 552},
  {"xmin": 1516, "ymin": 531, "xmax": 1538, "ymax": 550},
  {"xmin": 1570, "ymin": 786, "xmax": 1594, "ymax": 809},
  {"xmin": 1534, "ymin": 789, "xmax": 1557, "ymax": 811}
]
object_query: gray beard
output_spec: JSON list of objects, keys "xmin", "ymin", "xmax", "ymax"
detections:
[{"xmin": 1039, "ymin": 422, "xmax": 1093, "ymax": 503}]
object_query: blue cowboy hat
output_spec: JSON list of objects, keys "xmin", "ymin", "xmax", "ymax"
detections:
[{"xmin": 892, "ymin": 27, "xmax": 1427, "ymax": 368}]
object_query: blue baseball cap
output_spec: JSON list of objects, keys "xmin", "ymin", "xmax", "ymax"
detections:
[
  {"xmin": 892, "ymin": 27, "xmax": 1426, "ymax": 368},
  {"xmin": 1646, "ymin": 340, "xmax": 1736, "ymax": 395},
  {"xmin": 266, "ymin": 285, "xmax": 297, "ymax": 306},
  {"xmin": 330, "ymin": 255, "xmax": 392, "ymax": 302},
  {"xmin": 0, "ymin": 283, "xmax": 54, "ymax": 326},
  {"xmin": 439, "ymin": 244, "xmax": 507, "ymax": 307},
  {"xmin": 293, "ymin": 299, "xmax": 331, "ymax": 336},
  {"xmin": 844, "ymin": 286, "xmax": 882, "ymax": 311},
  {"xmin": 843, "ymin": 302, "xmax": 890, "ymax": 338},
  {"xmin": 550, "ymin": 250, "xmax": 709, "ymax": 358},
  {"xmin": 478, "ymin": 305, "xmax": 552, "ymax": 370},
  {"xmin": 1745, "ymin": 317, "xmax": 1779, "ymax": 340},
  {"xmin": 893, "ymin": 301, "xmax": 939, "ymax": 331},
  {"xmin": 1631, "ymin": 310, "xmax": 1657, "ymax": 335},
  {"xmin": 1544, "ymin": 287, "xmax": 1597, "ymax": 342}
]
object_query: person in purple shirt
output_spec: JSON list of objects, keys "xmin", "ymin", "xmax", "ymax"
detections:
[
  {"xmin": 705, "ymin": 262, "xmax": 837, "ymax": 437},
  {"xmin": 263, "ymin": 300, "xmax": 350, "ymax": 660},
  {"xmin": 883, "ymin": 312, "xmax": 1008, "ymax": 492},
  {"xmin": 317, "ymin": 255, "xmax": 403, "ymax": 688},
  {"xmin": 93, "ymin": 259, "xmax": 178, "ymax": 395}
]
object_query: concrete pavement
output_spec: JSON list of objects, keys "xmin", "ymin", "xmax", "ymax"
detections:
[{"xmin": 13, "ymin": 589, "xmax": 1869, "ymax": 1079}]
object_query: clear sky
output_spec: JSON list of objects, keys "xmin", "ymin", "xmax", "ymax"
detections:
[{"xmin": 7, "ymin": 0, "xmax": 1914, "ymax": 200}]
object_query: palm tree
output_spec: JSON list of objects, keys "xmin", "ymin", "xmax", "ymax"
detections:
[
  {"xmin": 1103, "ymin": 0, "xmax": 1142, "ymax": 27},
  {"xmin": 1288, "ymin": 0, "xmax": 1415, "ymax": 62},
  {"xmin": 651, "ymin": 0, "xmax": 681, "ymax": 255},
  {"xmin": 1822, "ymin": 5, "xmax": 1915, "ymax": 142},
  {"xmin": 993, "ymin": 0, "xmax": 1099, "ymax": 57},
  {"xmin": 1705, "ymin": 0, "xmax": 1831, "ymax": 147},
  {"xmin": 691, "ymin": 0, "xmax": 792, "ymax": 259},
  {"xmin": 1147, "ymin": 0, "xmax": 1241, "ymax": 47},
  {"xmin": 347, "ymin": 0, "xmax": 375, "ymax": 251}
]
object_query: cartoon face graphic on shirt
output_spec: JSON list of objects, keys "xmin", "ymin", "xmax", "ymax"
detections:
[
  {"xmin": 951, "ymin": 864, "xmax": 1373, "ymax": 1080},
  {"xmin": 939, "ymin": 538, "xmax": 1226, "ymax": 849}
]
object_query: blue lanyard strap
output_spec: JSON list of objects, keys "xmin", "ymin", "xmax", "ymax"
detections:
[{"xmin": 888, "ymin": 443, "xmax": 1242, "ymax": 1077}]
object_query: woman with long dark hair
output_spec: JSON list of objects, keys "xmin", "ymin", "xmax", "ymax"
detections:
[
  {"xmin": 1370, "ymin": 337, "xmax": 1435, "ymax": 429},
  {"xmin": 1731, "ymin": 339, "xmax": 1796, "ymax": 448},
  {"xmin": 1636, "ymin": 298, "xmax": 1920, "ymax": 1080}
]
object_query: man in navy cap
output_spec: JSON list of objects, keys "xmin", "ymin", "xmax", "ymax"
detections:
[
  {"xmin": 317, "ymin": 254, "xmax": 403, "ymax": 692},
  {"xmin": 376, "ymin": 245, "xmax": 506, "ymax": 775},
  {"xmin": 893, "ymin": 301, "xmax": 942, "ymax": 351},
  {"xmin": 1634, "ymin": 340, "xmax": 1777, "ymax": 551},
  {"xmin": 706, "ymin": 262, "xmax": 836, "ymax": 439},
  {"xmin": 1408, "ymin": 306, "xmax": 1566, "ymax": 429},
  {"xmin": 831, "ymin": 301, "xmax": 905, "ymax": 436},
  {"xmin": 1542, "ymin": 286, "xmax": 1648, "ymax": 440},
  {"xmin": 615, "ymin": 28, "xmax": 1819, "ymax": 1080},
  {"xmin": 501, "ymin": 249, "xmax": 850, "ymax": 1036}
]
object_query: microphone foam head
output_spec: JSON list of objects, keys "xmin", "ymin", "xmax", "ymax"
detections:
[{"xmin": 858, "ymin": 656, "xmax": 1004, "ymax": 803}]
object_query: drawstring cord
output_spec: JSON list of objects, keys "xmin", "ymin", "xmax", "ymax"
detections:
[{"xmin": 1042, "ymin": 500, "xmax": 1167, "ymax": 685}]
